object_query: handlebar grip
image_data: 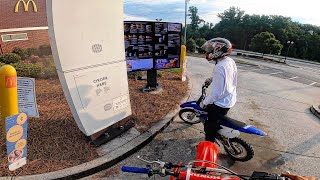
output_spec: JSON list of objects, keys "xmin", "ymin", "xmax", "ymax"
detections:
[{"xmin": 121, "ymin": 166, "xmax": 149, "ymax": 174}]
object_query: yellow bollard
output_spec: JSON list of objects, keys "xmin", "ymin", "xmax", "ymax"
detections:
[
  {"xmin": 0, "ymin": 65, "xmax": 18, "ymax": 136},
  {"xmin": 179, "ymin": 45, "xmax": 187, "ymax": 81}
]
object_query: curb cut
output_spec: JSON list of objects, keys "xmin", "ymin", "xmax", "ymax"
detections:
[
  {"xmin": 4, "ymin": 79, "xmax": 192, "ymax": 180},
  {"xmin": 310, "ymin": 104, "xmax": 320, "ymax": 119}
]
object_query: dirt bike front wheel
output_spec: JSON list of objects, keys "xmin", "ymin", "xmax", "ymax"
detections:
[
  {"xmin": 224, "ymin": 137, "xmax": 254, "ymax": 162},
  {"xmin": 179, "ymin": 109, "xmax": 201, "ymax": 124}
]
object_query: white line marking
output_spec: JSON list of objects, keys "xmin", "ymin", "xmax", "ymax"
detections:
[
  {"xmin": 269, "ymin": 72, "xmax": 283, "ymax": 75},
  {"xmin": 308, "ymin": 82, "xmax": 317, "ymax": 86},
  {"xmin": 288, "ymin": 76, "xmax": 298, "ymax": 80},
  {"xmin": 242, "ymin": 64, "xmax": 252, "ymax": 67}
]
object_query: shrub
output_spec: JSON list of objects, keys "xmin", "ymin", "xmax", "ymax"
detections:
[
  {"xmin": 186, "ymin": 38, "xmax": 197, "ymax": 52},
  {"xmin": 196, "ymin": 38, "xmax": 207, "ymax": 47},
  {"xmin": 39, "ymin": 44, "xmax": 52, "ymax": 57},
  {"xmin": 12, "ymin": 47, "xmax": 29, "ymax": 60},
  {"xmin": 0, "ymin": 53, "xmax": 21, "ymax": 64},
  {"xmin": 0, "ymin": 62, "xmax": 5, "ymax": 67},
  {"xmin": 40, "ymin": 58, "xmax": 58, "ymax": 79},
  {"xmin": 13, "ymin": 62, "xmax": 42, "ymax": 78},
  {"xmin": 30, "ymin": 55, "xmax": 40, "ymax": 64},
  {"xmin": 27, "ymin": 48, "xmax": 40, "ymax": 57},
  {"xmin": 127, "ymin": 71, "xmax": 142, "ymax": 79}
]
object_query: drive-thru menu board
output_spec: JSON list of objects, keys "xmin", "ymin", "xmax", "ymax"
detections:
[{"xmin": 124, "ymin": 21, "xmax": 182, "ymax": 71}]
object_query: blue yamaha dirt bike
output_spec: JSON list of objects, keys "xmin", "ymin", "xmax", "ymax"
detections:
[{"xmin": 179, "ymin": 82, "xmax": 266, "ymax": 161}]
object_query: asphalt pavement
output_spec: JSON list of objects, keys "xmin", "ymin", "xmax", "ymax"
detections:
[
  {"xmin": 232, "ymin": 55, "xmax": 320, "ymax": 84},
  {"xmin": 83, "ymin": 56, "xmax": 320, "ymax": 179}
]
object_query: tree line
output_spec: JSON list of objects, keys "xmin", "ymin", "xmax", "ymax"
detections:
[{"xmin": 185, "ymin": 6, "xmax": 320, "ymax": 62}]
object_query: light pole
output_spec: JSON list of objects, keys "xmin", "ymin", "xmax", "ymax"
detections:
[
  {"xmin": 184, "ymin": 0, "xmax": 190, "ymax": 45},
  {"xmin": 285, "ymin": 41, "xmax": 294, "ymax": 63}
]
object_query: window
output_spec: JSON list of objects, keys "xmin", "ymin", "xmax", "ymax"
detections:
[{"xmin": 1, "ymin": 33, "xmax": 28, "ymax": 42}]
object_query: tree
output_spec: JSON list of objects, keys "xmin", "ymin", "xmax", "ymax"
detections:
[
  {"xmin": 186, "ymin": 38, "xmax": 197, "ymax": 52},
  {"xmin": 188, "ymin": 6, "xmax": 204, "ymax": 30},
  {"xmin": 249, "ymin": 32, "xmax": 283, "ymax": 54},
  {"xmin": 214, "ymin": 7, "xmax": 245, "ymax": 47},
  {"xmin": 184, "ymin": 5, "xmax": 320, "ymax": 61},
  {"xmin": 196, "ymin": 38, "xmax": 207, "ymax": 47}
]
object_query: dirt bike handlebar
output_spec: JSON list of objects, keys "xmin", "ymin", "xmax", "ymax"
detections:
[
  {"xmin": 196, "ymin": 84, "xmax": 208, "ymax": 106},
  {"xmin": 121, "ymin": 166, "xmax": 149, "ymax": 174},
  {"xmin": 122, "ymin": 162, "xmax": 289, "ymax": 180}
]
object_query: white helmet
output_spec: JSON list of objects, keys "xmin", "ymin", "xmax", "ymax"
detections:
[{"xmin": 201, "ymin": 38, "xmax": 232, "ymax": 60}]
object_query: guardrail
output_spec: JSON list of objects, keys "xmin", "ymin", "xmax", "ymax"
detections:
[{"xmin": 232, "ymin": 49, "xmax": 320, "ymax": 65}]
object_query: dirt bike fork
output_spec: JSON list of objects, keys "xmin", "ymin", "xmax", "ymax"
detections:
[{"xmin": 217, "ymin": 136, "xmax": 240, "ymax": 154}]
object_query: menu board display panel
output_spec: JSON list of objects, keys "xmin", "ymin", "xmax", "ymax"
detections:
[{"xmin": 124, "ymin": 21, "xmax": 182, "ymax": 71}]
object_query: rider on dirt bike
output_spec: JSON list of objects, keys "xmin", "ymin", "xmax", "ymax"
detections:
[{"xmin": 200, "ymin": 38, "xmax": 238, "ymax": 143}]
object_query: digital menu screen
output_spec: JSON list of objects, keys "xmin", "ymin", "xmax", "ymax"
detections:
[{"xmin": 124, "ymin": 21, "xmax": 182, "ymax": 71}]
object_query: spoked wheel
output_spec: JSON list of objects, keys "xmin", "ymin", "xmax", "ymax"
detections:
[
  {"xmin": 179, "ymin": 109, "xmax": 201, "ymax": 124},
  {"xmin": 223, "ymin": 137, "xmax": 254, "ymax": 162}
]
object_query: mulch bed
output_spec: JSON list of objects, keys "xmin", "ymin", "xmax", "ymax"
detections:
[{"xmin": 0, "ymin": 71, "xmax": 187, "ymax": 177}]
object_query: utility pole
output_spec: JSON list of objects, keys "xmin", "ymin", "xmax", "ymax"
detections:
[{"xmin": 184, "ymin": 0, "xmax": 189, "ymax": 44}]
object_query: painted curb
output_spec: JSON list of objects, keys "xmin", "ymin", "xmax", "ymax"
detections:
[
  {"xmin": 310, "ymin": 104, "xmax": 320, "ymax": 119},
  {"xmin": 3, "ymin": 79, "xmax": 192, "ymax": 180}
]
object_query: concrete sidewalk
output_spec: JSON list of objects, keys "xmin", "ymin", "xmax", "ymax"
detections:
[{"xmin": 310, "ymin": 105, "xmax": 320, "ymax": 119}]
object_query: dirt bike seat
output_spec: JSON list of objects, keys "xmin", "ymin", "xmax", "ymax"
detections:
[{"xmin": 217, "ymin": 114, "xmax": 247, "ymax": 128}]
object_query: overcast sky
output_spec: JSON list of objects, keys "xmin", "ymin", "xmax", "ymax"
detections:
[{"xmin": 124, "ymin": 0, "xmax": 320, "ymax": 26}]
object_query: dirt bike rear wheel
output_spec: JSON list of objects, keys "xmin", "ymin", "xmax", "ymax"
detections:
[
  {"xmin": 224, "ymin": 137, "xmax": 254, "ymax": 162},
  {"xmin": 179, "ymin": 109, "xmax": 201, "ymax": 124}
]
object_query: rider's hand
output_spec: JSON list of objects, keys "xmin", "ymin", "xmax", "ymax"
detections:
[
  {"xmin": 281, "ymin": 173, "xmax": 317, "ymax": 180},
  {"xmin": 205, "ymin": 78, "xmax": 213, "ymax": 87},
  {"xmin": 199, "ymin": 101, "xmax": 206, "ymax": 109}
]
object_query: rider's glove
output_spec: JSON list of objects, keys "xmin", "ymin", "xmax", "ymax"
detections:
[
  {"xmin": 199, "ymin": 101, "xmax": 206, "ymax": 109},
  {"xmin": 204, "ymin": 78, "xmax": 213, "ymax": 87}
]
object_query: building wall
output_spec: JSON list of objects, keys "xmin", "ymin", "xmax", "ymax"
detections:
[
  {"xmin": 0, "ymin": 0, "xmax": 49, "ymax": 53},
  {"xmin": 0, "ymin": 30, "xmax": 49, "ymax": 53},
  {"xmin": 0, "ymin": 0, "xmax": 47, "ymax": 29}
]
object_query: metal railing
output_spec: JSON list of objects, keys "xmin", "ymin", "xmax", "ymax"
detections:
[{"xmin": 232, "ymin": 49, "xmax": 320, "ymax": 65}]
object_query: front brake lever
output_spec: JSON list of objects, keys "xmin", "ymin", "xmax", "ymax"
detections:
[{"xmin": 137, "ymin": 156, "xmax": 166, "ymax": 167}]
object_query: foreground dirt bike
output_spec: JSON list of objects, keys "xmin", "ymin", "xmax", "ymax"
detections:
[{"xmin": 122, "ymin": 141, "xmax": 288, "ymax": 180}]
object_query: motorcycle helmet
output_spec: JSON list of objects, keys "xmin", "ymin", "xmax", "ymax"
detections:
[{"xmin": 201, "ymin": 38, "xmax": 232, "ymax": 61}]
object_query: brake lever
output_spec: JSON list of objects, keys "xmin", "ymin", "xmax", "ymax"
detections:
[{"xmin": 137, "ymin": 156, "xmax": 166, "ymax": 167}]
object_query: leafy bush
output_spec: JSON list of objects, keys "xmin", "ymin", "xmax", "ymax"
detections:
[
  {"xmin": 27, "ymin": 48, "xmax": 40, "ymax": 57},
  {"xmin": 0, "ymin": 53, "xmax": 22, "ymax": 64},
  {"xmin": 30, "ymin": 55, "xmax": 40, "ymax": 64},
  {"xmin": 39, "ymin": 44, "xmax": 52, "ymax": 57},
  {"xmin": 12, "ymin": 47, "xmax": 29, "ymax": 60},
  {"xmin": 249, "ymin": 32, "xmax": 283, "ymax": 55},
  {"xmin": 127, "ymin": 71, "xmax": 142, "ymax": 79},
  {"xmin": 0, "ymin": 62, "xmax": 5, "ymax": 67},
  {"xmin": 196, "ymin": 38, "xmax": 207, "ymax": 47},
  {"xmin": 40, "ymin": 58, "xmax": 58, "ymax": 79},
  {"xmin": 13, "ymin": 62, "xmax": 42, "ymax": 78},
  {"xmin": 186, "ymin": 38, "xmax": 197, "ymax": 52}
]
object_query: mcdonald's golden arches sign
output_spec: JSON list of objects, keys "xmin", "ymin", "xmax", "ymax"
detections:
[
  {"xmin": 5, "ymin": 76, "xmax": 17, "ymax": 88},
  {"xmin": 15, "ymin": 0, "xmax": 38, "ymax": 13}
]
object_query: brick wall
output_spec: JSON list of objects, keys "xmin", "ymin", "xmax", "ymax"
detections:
[
  {"xmin": 0, "ymin": 30, "xmax": 49, "ymax": 53},
  {"xmin": 0, "ymin": 0, "xmax": 49, "ymax": 53},
  {"xmin": 0, "ymin": 0, "xmax": 47, "ymax": 29}
]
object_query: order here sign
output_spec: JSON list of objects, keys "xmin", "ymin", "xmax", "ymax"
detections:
[{"xmin": 46, "ymin": 0, "xmax": 132, "ymax": 136}]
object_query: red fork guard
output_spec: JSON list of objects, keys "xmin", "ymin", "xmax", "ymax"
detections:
[{"xmin": 194, "ymin": 141, "xmax": 218, "ymax": 169}]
